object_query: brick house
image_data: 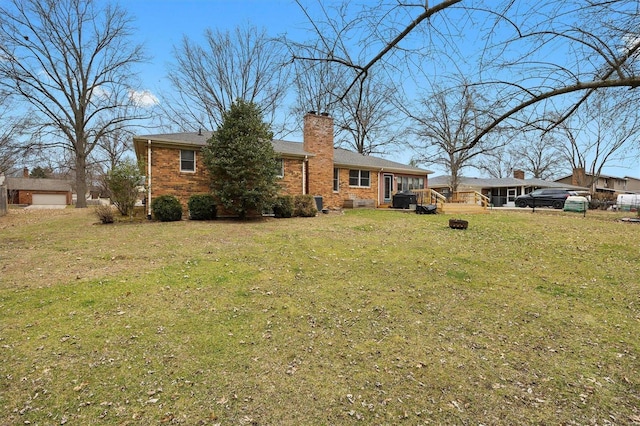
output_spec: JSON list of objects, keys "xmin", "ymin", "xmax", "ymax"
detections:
[
  {"xmin": 133, "ymin": 112, "xmax": 431, "ymax": 216},
  {"xmin": 5, "ymin": 169, "xmax": 72, "ymax": 206},
  {"xmin": 555, "ymin": 168, "xmax": 640, "ymax": 194}
]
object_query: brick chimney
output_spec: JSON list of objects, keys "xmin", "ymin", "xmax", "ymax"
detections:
[
  {"xmin": 513, "ymin": 169, "xmax": 525, "ymax": 179},
  {"xmin": 303, "ymin": 112, "xmax": 334, "ymax": 202},
  {"xmin": 23, "ymin": 167, "xmax": 29, "ymax": 178},
  {"xmin": 572, "ymin": 167, "xmax": 586, "ymax": 186}
]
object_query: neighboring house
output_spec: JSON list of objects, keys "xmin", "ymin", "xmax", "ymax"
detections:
[
  {"xmin": 555, "ymin": 168, "xmax": 640, "ymax": 194},
  {"xmin": 5, "ymin": 172, "xmax": 73, "ymax": 206},
  {"xmin": 429, "ymin": 170, "xmax": 587, "ymax": 207},
  {"xmin": 133, "ymin": 112, "xmax": 431, "ymax": 215}
]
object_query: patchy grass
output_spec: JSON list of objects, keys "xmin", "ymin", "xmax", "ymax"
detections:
[{"xmin": 0, "ymin": 207, "xmax": 639, "ymax": 425}]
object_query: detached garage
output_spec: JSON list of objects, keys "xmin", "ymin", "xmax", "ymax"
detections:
[{"xmin": 6, "ymin": 177, "xmax": 72, "ymax": 206}]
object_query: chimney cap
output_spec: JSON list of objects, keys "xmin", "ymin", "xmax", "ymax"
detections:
[{"xmin": 307, "ymin": 110, "xmax": 317, "ymax": 115}]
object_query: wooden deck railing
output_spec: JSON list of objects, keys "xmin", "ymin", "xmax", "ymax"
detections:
[
  {"xmin": 452, "ymin": 191, "xmax": 490, "ymax": 208},
  {"xmin": 411, "ymin": 189, "xmax": 489, "ymax": 213},
  {"xmin": 413, "ymin": 188, "xmax": 447, "ymax": 207}
]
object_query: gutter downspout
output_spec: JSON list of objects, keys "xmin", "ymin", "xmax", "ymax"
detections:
[
  {"xmin": 303, "ymin": 156, "xmax": 308, "ymax": 195},
  {"xmin": 378, "ymin": 168, "xmax": 384, "ymax": 208},
  {"xmin": 147, "ymin": 140, "xmax": 152, "ymax": 219}
]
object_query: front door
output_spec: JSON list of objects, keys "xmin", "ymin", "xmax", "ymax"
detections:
[
  {"xmin": 383, "ymin": 174, "xmax": 393, "ymax": 203},
  {"xmin": 506, "ymin": 187, "xmax": 517, "ymax": 206}
]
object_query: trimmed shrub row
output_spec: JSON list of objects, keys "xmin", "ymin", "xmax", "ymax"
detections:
[
  {"xmin": 273, "ymin": 194, "xmax": 318, "ymax": 218},
  {"xmin": 149, "ymin": 193, "xmax": 317, "ymax": 222}
]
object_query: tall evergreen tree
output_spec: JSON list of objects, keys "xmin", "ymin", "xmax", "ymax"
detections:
[{"xmin": 203, "ymin": 100, "xmax": 278, "ymax": 219}]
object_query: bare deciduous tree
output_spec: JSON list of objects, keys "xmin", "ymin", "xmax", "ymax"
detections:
[
  {"xmin": 475, "ymin": 131, "xmax": 564, "ymax": 180},
  {"xmin": 554, "ymin": 88, "xmax": 640, "ymax": 191},
  {"xmin": 0, "ymin": 91, "xmax": 33, "ymax": 175},
  {"xmin": 334, "ymin": 76, "xmax": 406, "ymax": 156},
  {"xmin": 294, "ymin": 1, "xmax": 640, "ymax": 153},
  {"xmin": 289, "ymin": 39, "xmax": 346, "ymax": 119},
  {"xmin": 0, "ymin": 0, "xmax": 148, "ymax": 207},
  {"xmin": 93, "ymin": 129, "xmax": 134, "ymax": 173},
  {"xmin": 163, "ymin": 25, "xmax": 291, "ymax": 134},
  {"xmin": 406, "ymin": 85, "xmax": 508, "ymax": 193},
  {"xmin": 293, "ymin": 0, "xmax": 463, "ymax": 103},
  {"xmin": 468, "ymin": 1, "xmax": 640, "ymax": 148},
  {"xmin": 288, "ymin": 32, "xmax": 406, "ymax": 156}
]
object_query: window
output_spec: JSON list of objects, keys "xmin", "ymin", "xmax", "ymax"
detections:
[
  {"xmin": 275, "ymin": 158, "xmax": 284, "ymax": 178},
  {"xmin": 333, "ymin": 168, "xmax": 339, "ymax": 192},
  {"xmin": 397, "ymin": 176, "xmax": 424, "ymax": 191},
  {"xmin": 180, "ymin": 150, "xmax": 195, "ymax": 172},
  {"xmin": 349, "ymin": 170, "xmax": 370, "ymax": 187}
]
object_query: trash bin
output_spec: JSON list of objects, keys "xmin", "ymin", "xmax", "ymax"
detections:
[
  {"xmin": 392, "ymin": 191, "xmax": 417, "ymax": 209},
  {"xmin": 563, "ymin": 195, "xmax": 588, "ymax": 213},
  {"xmin": 314, "ymin": 196, "xmax": 323, "ymax": 211}
]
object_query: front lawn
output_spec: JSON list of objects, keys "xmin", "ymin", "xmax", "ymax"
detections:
[{"xmin": 0, "ymin": 208, "xmax": 638, "ymax": 425}]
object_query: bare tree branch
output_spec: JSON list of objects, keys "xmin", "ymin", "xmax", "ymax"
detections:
[
  {"xmin": 0, "ymin": 0, "xmax": 148, "ymax": 207},
  {"xmin": 162, "ymin": 24, "xmax": 291, "ymax": 135}
]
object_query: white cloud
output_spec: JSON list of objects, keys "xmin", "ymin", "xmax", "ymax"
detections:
[
  {"xmin": 90, "ymin": 85, "xmax": 111, "ymax": 99},
  {"xmin": 129, "ymin": 89, "xmax": 159, "ymax": 107}
]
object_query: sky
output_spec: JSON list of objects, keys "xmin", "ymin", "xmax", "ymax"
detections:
[
  {"xmin": 119, "ymin": 0, "xmax": 639, "ymax": 180},
  {"xmin": 125, "ymin": 0, "xmax": 305, "ymax": 106}
]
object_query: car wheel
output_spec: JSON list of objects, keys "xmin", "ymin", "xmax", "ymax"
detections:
[
  {"xmin": 552, "ymin": 200, "xmax": 563, "ymax": 209},
  {"xmin": 515, "ymin": 200, "xmax": 527, "ymax": 208}
]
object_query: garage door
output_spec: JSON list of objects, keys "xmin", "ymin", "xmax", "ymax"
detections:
[{"xmin": 32, "ymin": 193, "xmax": 67, "ymax": 205}]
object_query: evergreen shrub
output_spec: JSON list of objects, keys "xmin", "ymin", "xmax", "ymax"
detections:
[
  {"xmin": 188, "ymin": 194, "xmax": 217, "ymax": 220},
  {"xmin": 272, "ymin": 195, "xmax": 294, "ymax": 218},
  {"xmin": 151, "ymin": 195, "xmax": 183, "ymax": 222}
]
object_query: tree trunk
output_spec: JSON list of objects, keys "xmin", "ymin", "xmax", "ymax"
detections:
[{"xmin": 75, "ymin": 153, "xmax": 88, "ymax": 208}]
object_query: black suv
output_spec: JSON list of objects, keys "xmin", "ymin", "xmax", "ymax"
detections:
[{"xmin": 514, "ymin": 189, "xmax": 576, "ymax": 209}]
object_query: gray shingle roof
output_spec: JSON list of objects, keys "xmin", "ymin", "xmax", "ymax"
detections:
[
  {"xmin": 135, "ymin": 131, "xmax": 214, "ymax": 147},
  {"xmin": 134, "ymin": 132, "xmax": 431, "ymax": 174},
  {"xmin": 429, "ymin": 175, "xmax": 588, "ymax": 190},
  {"xmin": 6, "ymin": 177, "xmax": 72, "ymax": 191},
  {"xmin": 333, "ymin": 148, "xmax": 429, "ymax": 174}
]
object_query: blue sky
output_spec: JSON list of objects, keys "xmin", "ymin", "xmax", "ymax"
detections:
[
  {"xmin": 125, "ymin": 0, "xmax": 304, "ymax": 101},
  {"xmin": 120, "ymin": 0, "xmax": 640, "ymax": 179}
]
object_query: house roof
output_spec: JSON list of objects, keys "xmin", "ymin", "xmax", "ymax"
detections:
[
  {"xmin": 556, "ymin": 172, "xmax": 634, "ymax": 182},
  {"xmin": 333, "ymin": 148, "xmax": 429, "ymax": 174},
  {"xmin": 6, "ymin": 177, "xmax": 72, "ymax": 192},
  {"xmin": 429, "ymin": 175, "xmax": 588, "ymax": 190},
  {"xmin": 134, "ymin": 132, "xmax": 431, "ymax": 175}
]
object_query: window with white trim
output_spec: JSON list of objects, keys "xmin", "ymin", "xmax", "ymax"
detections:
[
  {"xmin": 180, "ymin": 150, "xmax": 195, "ymax": 172},
  {"xmin": 349, "ymin": 169, "xmax": 370, "ymax": 187},
  {"xmin": 333, "ymin": 168, "xmax": 339, "ymax": 192}
]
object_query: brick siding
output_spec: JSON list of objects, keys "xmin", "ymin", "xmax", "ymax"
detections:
[{"xmin": 142, "ymin": 145, "xmax": 211, "ymax": 211}]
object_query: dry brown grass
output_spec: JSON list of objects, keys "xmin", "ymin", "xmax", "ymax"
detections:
[{"xmin": 1, "ymin": 207, "xmax": 639, "ymax": 425}]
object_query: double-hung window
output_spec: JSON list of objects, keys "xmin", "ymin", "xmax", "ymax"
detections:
[
  {"xmin": 333, "ymin": 168, "xmax": 340, "ymax": 192},
  {"xmin": 349, "ymin": 170, "xmax": 370, "ymax": 187},
  {"xmin": 180, "ymin": 150, "xmax": 195, "ymax": 172}
]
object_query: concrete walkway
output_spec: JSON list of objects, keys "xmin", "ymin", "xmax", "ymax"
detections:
[{"xmin": 25, "ymin": 205, "xmax": 68, "ymax": 210}]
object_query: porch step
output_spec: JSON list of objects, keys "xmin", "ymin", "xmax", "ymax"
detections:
[{"xmin": 440, "ymin": 204, "xmax": 488, "ymax": 214}]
